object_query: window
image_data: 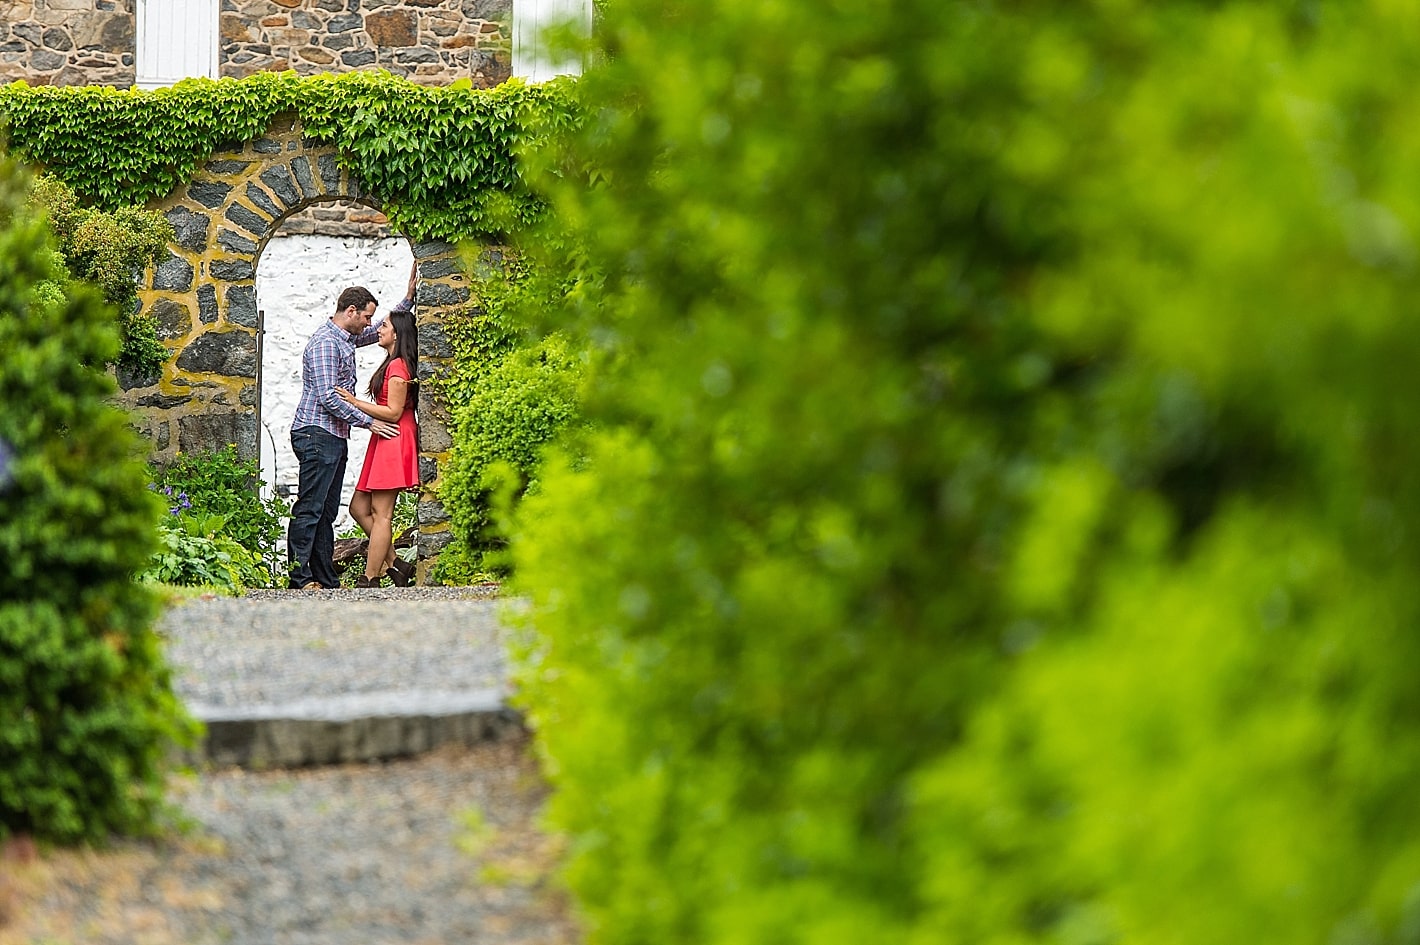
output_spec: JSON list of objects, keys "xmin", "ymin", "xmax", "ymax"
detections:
[
  {"xmin": 513, "ymin": 0, "xmax": 592, "ymax": 83},
  {"xmin": 135, "ymin": 0, "xmax": 219, "ymax": 89}
]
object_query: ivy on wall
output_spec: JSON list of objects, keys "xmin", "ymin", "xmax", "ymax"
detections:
[{"xmin": 0, "ymin": 70, "xmax": 581, "ymax": 243}]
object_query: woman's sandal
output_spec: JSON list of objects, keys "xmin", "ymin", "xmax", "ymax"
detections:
[{"xmin": 387, "ymin": 558, "xmax": 415, "ymax": 587}]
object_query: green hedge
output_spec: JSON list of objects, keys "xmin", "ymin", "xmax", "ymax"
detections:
[
  {"xmin": 508, "ymin": 1, "xmax": 1420, "ymax": 943},
  {"xmin": 0, "ymin": 158, "xmax": 194, "ymax": 844}
]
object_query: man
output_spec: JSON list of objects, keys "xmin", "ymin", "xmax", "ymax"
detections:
[{"xmin": 287, "ymin": 276, "xmax": 414, "ymax": 589}]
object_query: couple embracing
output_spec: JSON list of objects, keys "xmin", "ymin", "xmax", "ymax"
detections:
[{"xmin": 287, "ymin": 263, "xmax": 421, "ymax": 590}]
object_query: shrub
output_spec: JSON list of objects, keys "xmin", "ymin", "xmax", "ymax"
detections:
[
  {"xmin": 149, "ymin": 445, "xmax": 289, "ymax": 584},
  {"xmin": 434, "ymin": 262, "xmax": 582, "ymax": 581},
  {"xmin": 28, "ymin": 176, "xmax": 172, "ymax": 377},
  {"xmin": 0, "ymin": 157, "xmax": 195, "ymax": 845},
  {"xmin": 508, "ymin": 2, "xmax": 1420, "ymax": 943}
]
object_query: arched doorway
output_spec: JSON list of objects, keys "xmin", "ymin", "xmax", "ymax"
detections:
[{"xmin": 120, "ymin": 113, "xmax": 471, "ymax": 569}]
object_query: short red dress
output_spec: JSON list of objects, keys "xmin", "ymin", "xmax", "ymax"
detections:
[{"xmin": 356, "ymin": 357, "xmax": 420, "ymax": 492}]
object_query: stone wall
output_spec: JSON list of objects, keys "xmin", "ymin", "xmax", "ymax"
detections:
[
  {"xmin": 0, "ymin": 0, "xmax": 511, "ymax": 88},
  {"xmin": 223, "ymin": 0, "xmax": 511, "ymax": 87},
  {"xmin": 0, "ymin": 0, "xmax": 136, "ymax": 88},
  {"xmin": 124, "ymin": 111, "xmax": 476, "ymax": 570}
]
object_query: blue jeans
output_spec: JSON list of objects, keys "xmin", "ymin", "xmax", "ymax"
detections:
[{"xmin": 287, "ymin": 425, "xmax": 348, "ymax": 589}]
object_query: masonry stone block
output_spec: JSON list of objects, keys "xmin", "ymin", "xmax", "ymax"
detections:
[
  {"xmin": 259, "ymin": 164, "xmax": 301, "ymax": 207},
  {"xmin": 253, "ymin": 137, "xmax": 282, "ymax": 154},
  {"xmin": 317, "ymin": 153, "xmax": 343, "ymax": 192},
  {"xmin": 365, "ymin": 9, "xmax": 417, "ymax": 45},
  {"xmin": 189, "ymin": 180, "xmax": 233, "ymax": 209},
  {"xmin": 40, "ymin": 27, "xmax": 72, "ymax": 49},
  {"xmin": 321, "ymin": 31, "xmax": 354, "ymax": 50},
  {"xmin": 226, "ymin": 284, "xmax": 259, "ymax": 328},
  {"xmin": 217, "ymin": 227, "xmax": 259, "ymax": 255},
  {"xmin": 150, "ymin": 298, "xmax": 193, "ymax": 341},
  {"xmin": 341, "ymin": 49, "xmax": 376, "ymax": 67},
  {"xmin": 290, "ymin": 155, "xmax": 318, "ymax": 197},
  {"xmin": 207, "ymin": 160, "xmax": 254, "ymax": 175},
  {"xmin": 226, "ymin": 202, "xmax": 268, "ymax": 236},
  {"xmin": 417, "ymin": 322, "xmax": 454, "ymax": 359},
  {"xmin": 418, "ymin": 455, "xmax": 439, "ymax": 485},
  {"xmin": 329, "ymin": 13, "xmax": 363, "ymax": 31},
  {"xmin": 117, "ymin": 360, "xmax": 163, "ymax": 392},
  {"xmin": 176, "ymin": 330, "xmax": 257, "ymax": 377},
  {"xmin": 153, "ymin": 254, "xmax": 195, "ymax": 292},
  {"xmin": 166, "ymin": 207, "xmax": 209, "ymax": 252},
  {"xmin": 179, "ymin": 411, "xmax": 259, "ymax": 459},
  {"xmin": 419, "ymin": 415, "xmax": 452, "ymax": 452},
  {"xmin": 197, "ymin": 284, "xmax": 219, "ymax": 324},
  {"xmin": 137, "ymin": 391, "xmax": 192, "ymax": 409},
  {"xmin": 424, "ymin": 282, "xmax": 470, "ymax": 305},
  {"xmin": 419, "ymin": 528, "xmax": 453, "ymax": 557},
  {"xmin": 30, "ymin": 49, "xmax": 64, "ymax": 71},
  {"xmin": 12, "ymin": 23, "xmax": 41, "ymax": 45},
  {"xmin": 245, "ymin": 182, "xmax": 283, "ymax": 219},
  {"xmin": 211, "ymin": 259, "xmax": 255, "ymax": 281}
]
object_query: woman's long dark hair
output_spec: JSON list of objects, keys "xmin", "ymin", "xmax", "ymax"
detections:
[{"xmin": 370, "ymin": 308, "xmax": 419, "ymax": 411}]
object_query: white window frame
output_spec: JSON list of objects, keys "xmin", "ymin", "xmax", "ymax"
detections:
[
  {"xmin": 135, "ymin": 0, "xmax": 220, "ymax": 90},
  {"xmin": 513, "ymin": 0, "xmax": 592, "ymax": 83}
]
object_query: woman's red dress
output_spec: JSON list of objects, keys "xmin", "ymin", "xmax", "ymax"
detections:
[{"xmin": 356, "ymin": 357, "xmax": 420, "ymax": 492}]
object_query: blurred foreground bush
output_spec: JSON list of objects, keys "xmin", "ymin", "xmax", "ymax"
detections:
[
  {"xmin": 0, "ymin": 159, "xmax": 194, "ymax": 844},
  {"xmin": 510, "ymin": 2, "xmax": 1420, "ymax": 943}
]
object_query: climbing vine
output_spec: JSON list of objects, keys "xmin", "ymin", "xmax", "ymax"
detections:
[{"xmin": 0, "ymin": 70, "xmax": 581, "ymax": 243}]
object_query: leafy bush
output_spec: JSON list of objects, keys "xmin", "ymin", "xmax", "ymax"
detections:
[
  {"xmin": 0, "ymin": 157, "xmax": 195, "ymax": 845},
  {"xmin": 149, "ymin": 445, "xmax": 289, "ymax": 584},
  {"xmin": 29, "ymin": 176, "xmax": 172, "ymax": 377},
  {"xmin": 434, "ymin": 265, "xmax": 582, "ymax": 581},
  {"xmin": 140, "ymin": 513, "xmax": 268, "ymax": 593},
  {"xmin": 507, "ymin": 2, "xmax": 1420, "ymax": 943}
]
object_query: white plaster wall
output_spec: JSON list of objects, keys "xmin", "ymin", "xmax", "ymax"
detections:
[{"xmin": 256, "ymin": 234, "xmax": 415, "ymax": 534}]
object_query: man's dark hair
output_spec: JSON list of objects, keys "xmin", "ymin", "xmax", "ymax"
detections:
[{"xmin": 336, "ymin": 286, "xmax": 377, "ymax": 313}]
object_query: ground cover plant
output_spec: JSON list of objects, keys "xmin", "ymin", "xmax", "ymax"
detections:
[
  {"xmin": 507, "ymin": 1, "xmax": 1420, "ymax": 943},
  {"xmin": 0, "ymin": 157, "xmax": 194, "ymax": 845},
  {"xmin": 145, "ymin": 445, "xmax": 289, "ymax": 589}
]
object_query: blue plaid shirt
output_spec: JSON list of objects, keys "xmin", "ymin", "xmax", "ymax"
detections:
[{"xmin": 292, "ymin": 297, "xmax": 413, "ymax": 438}]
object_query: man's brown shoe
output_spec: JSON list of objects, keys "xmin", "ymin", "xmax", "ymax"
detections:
[{"xmin": 301, "ymin": 581, "xmax": 323, "ymax": 590}]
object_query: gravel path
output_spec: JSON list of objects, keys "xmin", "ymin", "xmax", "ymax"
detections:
[
  {"xmin": 161, "ymin": 587, "xmax": 512, "ymax": 712},
  {"xmin": 2, "ymin": 739, "xmax": 577, "ymax": 945},
  {"xmin": 0, "ymin": 588, "xmax": 577, "ymax": 945}
]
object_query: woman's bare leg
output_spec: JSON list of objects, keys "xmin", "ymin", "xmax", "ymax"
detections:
[
  {"xmin": 349, "ymin": 489, "xmax": 374, "ymax": 538},
  {"xmin": 364, "ymin": 489, "xmax": 399, "ymax": 580}
]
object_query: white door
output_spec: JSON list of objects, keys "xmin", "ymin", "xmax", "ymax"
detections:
[
  {"xmin": 136, "ymin": 0, "xmax": 219, "ymax": 89},
  {"xmin": 513, "ymin": 0, "xmax": 592, "ymax": 82}
]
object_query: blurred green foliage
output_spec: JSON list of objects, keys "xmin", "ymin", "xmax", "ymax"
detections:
[
  {"xmin": 0, "ymin": 158, "xmax": 195, "ymax": 845},
  {"xmin": 508, "ymin": 1, "xmax": 1420, "ymax": 942},
  {"xmin": 28, "ymin": 175, "xmax": 172, "ymax": 376}
]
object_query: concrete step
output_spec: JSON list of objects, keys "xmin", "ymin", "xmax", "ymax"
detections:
[{"xmin": 160, "ymin": 588, "xmax": 521, "ymax": 768}]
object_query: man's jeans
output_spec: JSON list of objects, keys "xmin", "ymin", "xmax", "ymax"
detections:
[{"xmin": 287, "ymin": 425, "xmax": 348, "ymax": 589}]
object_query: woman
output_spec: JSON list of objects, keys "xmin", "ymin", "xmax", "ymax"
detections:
[{"xmin": 337, "ymin": 307, "xmax": 419, "ymax": 587}]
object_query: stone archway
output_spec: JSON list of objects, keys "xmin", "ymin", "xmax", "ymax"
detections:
[{"xmin": 119, "ymin": 112, "xmax": 469, "ymax": 564}]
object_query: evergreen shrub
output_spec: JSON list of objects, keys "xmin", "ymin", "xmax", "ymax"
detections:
[
  {"xmin": 0, "ymin": 158, "xmax": 194, "ymax": 844},
  {"xmin": 508, "ymin": 1, "xmax": 1420, "ymax": 943}
]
